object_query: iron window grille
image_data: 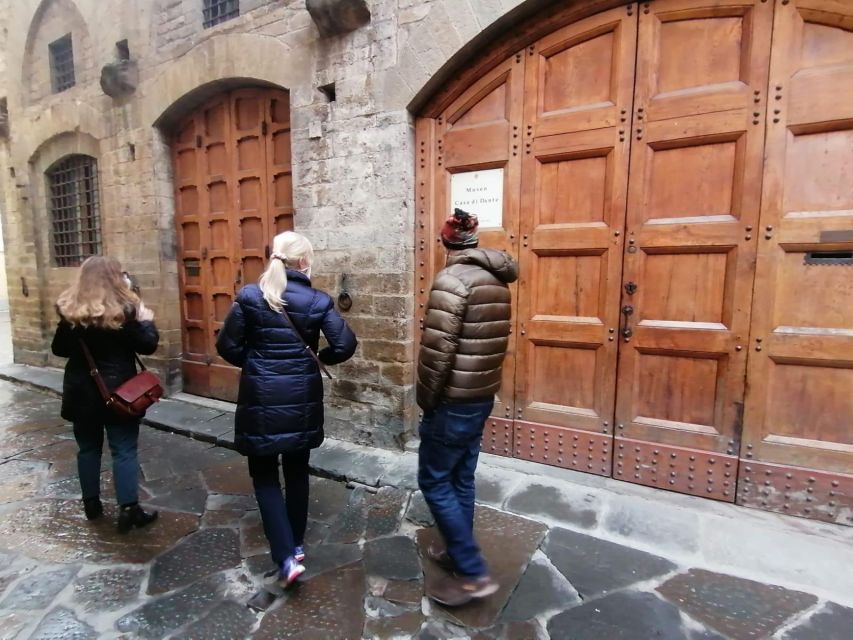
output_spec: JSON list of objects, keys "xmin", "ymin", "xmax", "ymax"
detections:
[
  {"xmin": 203, "ymin": 0, "xmax": 240, "ymax": 28},
  {"xmin": 49, "ymin": 34, "xmax": 75, "ymax": 93},
  {"xmin": 47, "ymin": 155, "xmax": 102, "ymax": 267}
]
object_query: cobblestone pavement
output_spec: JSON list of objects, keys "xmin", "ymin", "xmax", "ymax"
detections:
[{"xmin": 0, "ymin": 380, "xmax": 850, "ymax": 639}]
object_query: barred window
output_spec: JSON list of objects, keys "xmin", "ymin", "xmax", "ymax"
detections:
[
  {"xmin": 49, "ymin": 34, "xmax": 75, "ymax": 93},
  {"xmin": 203, "ymin": 0, "xmax": 239, "ymax": 28},
  {"xmin": 47, "ymin": 155, "xmax": 102, "ymax": 267}
]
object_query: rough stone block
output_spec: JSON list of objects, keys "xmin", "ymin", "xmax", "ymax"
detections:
[{"xmin": 305, "ymin": 0, "xmax": 370, "ymax": 37}]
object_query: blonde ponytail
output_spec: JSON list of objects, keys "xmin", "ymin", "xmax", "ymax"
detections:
[{"xmin": 258, "ymin": 231, "xmax": 315, "ymax": 313}]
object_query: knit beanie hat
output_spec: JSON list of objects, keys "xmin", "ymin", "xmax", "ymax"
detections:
[{"xmin": 441, "ymin": 208, "xmax": 480, "ymax": 250}]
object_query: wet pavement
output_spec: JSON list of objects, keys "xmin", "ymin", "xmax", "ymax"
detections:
[{"xmin": 0, "ymin": 379, "xmax": 850, "ymax": 639}]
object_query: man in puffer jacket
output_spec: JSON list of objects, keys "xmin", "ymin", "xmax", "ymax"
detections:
[{"xmin": 417, "ymin": 208, "xmax": 519, "ymax": 607}]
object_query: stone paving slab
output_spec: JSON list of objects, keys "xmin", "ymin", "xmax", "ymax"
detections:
[
  {"xmin": 365, "ymin": 535, "xmax": 421, "ymax": 581},
  {"xmin": 498, "ymin": 556, "xmax": 580, "ymax": 624},
  {"xmin": 658, "ymin": 569, "xmax": 819, "ymax": 640},
  {"xmin": 417, "ymin": 506, "xmax": 547, "ymax": 630},
  {"xmin": 364, "ymin": 610, "xmax": 426, "ymax": 639},
  {"xmin": 72, "ymin": 567, "xmax": 146, "ymax": 613},
  {"xmin": 0, "ymin": 458, "xmax": 49, "ymax": 504},
  {"xmin": 253, "ymin": 562, "xmax": 366, "ymax": 640},
  {"xmin": 326, "ymin": 486, "xmax": 369, "ymax": 544},
  {"xmin": 301, "ymin": 542, "xmax": 363, "ymax": 581},
  {"xmin": 148, "ymin": 527, "xmax": 242, "ymax": 594},
  {"xmin": 547, "ymin": 590, "xmax": 702, "ymax": 640},
  {"xmin": 779, "ymin": 602, "xmax": 853, "ymax": 640},
  {"xmin": 116, "ymin": 574, "xmax": 227, "ymax": 639},
  {"xmin": 29, "ymin": 606, "xmax": 97, "ymax": 640},
  {"xmin": 406, "ymin": 490, "xmax": 435, "ymax": 527},
  {"xmin": 171, "ymin": 599, "xmax": 258, "ymax": 640},
  {"xmin": 0, "ymin": 566, "xmax": 79, "ymax": 610},
  {"xmin": 0, "ymin": 498, "xmax": 199, "ymax": 564},
  {"xmin": 544, "ymin": 526, "xmax": 677, "ymax": 598},
  {"xmin": 505, "ymin": 481, "xmax": 601, "ymax": 530},
  {"xmin": 365, "ymin": 486, "xmax": 408, "ymax": 539}
]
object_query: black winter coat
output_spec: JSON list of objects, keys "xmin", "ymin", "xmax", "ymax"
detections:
[
  {"xmin": 216, "ymin": 272, "xmax": 357, "ymax": 457},
  {"xmin": 51, "ymin": 311, "xmax": 160, "ymax": 425}
]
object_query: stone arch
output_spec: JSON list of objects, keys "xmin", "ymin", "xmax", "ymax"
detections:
[
  {"xmin": 17, "ymin": 102, "xmax": 106, "ymax": 167},
  {"xmin": 142, "ymin": 33, "xmax": 312, "ymax": 129},
  {"xmin": 381, "ymin": 0, "xmax": 629, "ymax": 115},
  {"xmin": 20, "ymin": 0, "xmax": 94, "ymax": 104}
]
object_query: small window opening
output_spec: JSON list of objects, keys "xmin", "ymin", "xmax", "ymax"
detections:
[
  {"xmin": 804, "ymin": 250, "xmax": 853, "ymax": 266},
  {"xmin": 319, "ymin": 82, "xmax": 337, "ymax": 102},
  {"xmin": 9, "ymin": 167, "xmax": 15, "ymax": 178},
  {"xmin": 127, "ymin": 143, "xmax": 136, "ymax": 161},
  {"xmin": 203, "ymin": 0, "xmax": 240, "ymax": 29},
  {"xmin": 49, "ymin": 34, "xmax": 75, "ymax": 93},
  {"xmin": 116, "ymin": 39, "xmax": 130, "ymax": 61}
]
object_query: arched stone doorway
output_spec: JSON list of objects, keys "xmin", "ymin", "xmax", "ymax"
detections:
[
  {"xmin": 415, "ymin": 0, "xmax": 853, "ymax": 524},
  {"xmin": 170, "ymin": 87, "xmax": 293, "ymax": 401}
]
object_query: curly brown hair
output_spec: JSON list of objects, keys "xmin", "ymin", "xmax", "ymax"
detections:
[{"xmin": 56, "ymin": 256, "xmax": 140, "ymax": 329}]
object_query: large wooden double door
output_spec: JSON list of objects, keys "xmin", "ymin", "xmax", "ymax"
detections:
[
  {"xmin": 416, "ymin": 0, "xmax": 853, "ymax": 523},
  {"xmin": 172, "ymin": 88, "xmax": 294, "ymax": 401}
]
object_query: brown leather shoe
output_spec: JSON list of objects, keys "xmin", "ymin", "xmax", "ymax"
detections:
[
  {"xmin": 427, "ymin": 573, "xmax": 500, "ymax": 607},
  {"xmin": 427, "ymin": 542, "xmax": 456, "ymax": 573}
]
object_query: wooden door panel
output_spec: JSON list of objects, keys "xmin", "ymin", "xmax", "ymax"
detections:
[
  {"xmin": 420, "ymin": 59, "xmax": 525, "ymax": 438},
  {"xmin": 614, "ymin": 0, "xmax": 773, "ymax": 502},
  {"xmin": 514, "ymin": 6, "xmax": 637, "ymax": 475},
  {"xmin": 740, "ymin": 0, "xmax": 853, "ymax": 525},
  {"xmin": 636, "ymin": 0, "xmax": 775, "ymax": 123},
  {"xmin": 530, "ymin": 10, "xmax": 634, "ymax": 138},
  {"xmin": 172, "ymin": 88, "xmax": 292, "ymax": 402},
  {"xmin": 265, "ymin": 91, "xmax": 295, "ymax": 234}
]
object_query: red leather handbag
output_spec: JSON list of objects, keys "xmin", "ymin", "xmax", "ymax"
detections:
[{"xmin": 79, "ymin": 339, "xmax": 163, "ymax": 419}]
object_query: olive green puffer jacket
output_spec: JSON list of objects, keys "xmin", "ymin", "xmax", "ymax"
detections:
[{"xmin": 416, "ymin": 248, "xmax": 519, "ymax": 411}]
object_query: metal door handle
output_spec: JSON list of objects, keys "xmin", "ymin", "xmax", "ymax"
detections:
[{"xmin": 621, "ymin": 305, "xmax": 634, "ymax": 342}]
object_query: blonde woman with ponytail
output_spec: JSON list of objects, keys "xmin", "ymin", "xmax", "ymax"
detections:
[{"xmin": 217, "ymin": 231, "xmax": 356, "ymax": 588}]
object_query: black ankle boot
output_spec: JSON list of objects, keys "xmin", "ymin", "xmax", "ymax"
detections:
[
  {"xmin": 83, "ymin": 497, "xmax": 103, "ymax": 521},
  {"xmin": 117, "ymin": 503, "xmax": 159, "ymax": 533}
]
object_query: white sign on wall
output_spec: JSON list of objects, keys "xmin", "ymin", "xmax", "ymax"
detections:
[{"xmin": 450, "ymin": 168, "xmax": 504, "ymax": 229}]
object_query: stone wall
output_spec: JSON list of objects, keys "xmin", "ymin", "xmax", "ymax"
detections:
[{"xmin": 0, "ymin": 0, "xmax": 541, "ymax": 449}]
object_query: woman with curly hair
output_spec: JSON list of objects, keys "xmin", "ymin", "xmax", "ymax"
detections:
[{"xmin": 51, "ymin": 256, "xmax": 159, "ymax": 532}]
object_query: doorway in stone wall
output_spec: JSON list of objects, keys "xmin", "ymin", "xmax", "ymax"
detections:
[
  {"xmin": 171, "ymin": 87, "xmax": 294, "ymax": 401},
  {"xmin": 416, "ymin": 0, "xmax": 853, "ymax": 525}
]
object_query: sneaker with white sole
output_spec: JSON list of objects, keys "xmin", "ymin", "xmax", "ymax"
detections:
[{"xmin": 277, "ymin": 557, "xmax": 305, "ymax": 589}]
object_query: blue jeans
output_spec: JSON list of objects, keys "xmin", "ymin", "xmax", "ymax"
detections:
[
  {"xmin": 248, "ymin": 450, "xmax": 311, "ymax": 566},
  {"xmin": 418, "ymin": 398, "xmax": 495, "ymax": 577},
  {"xmin": 73, "ymin": 422, "xmax": 140, "ymax": 506}
]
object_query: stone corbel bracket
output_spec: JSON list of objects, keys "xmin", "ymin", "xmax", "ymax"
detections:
[
  {"xmin": 306, "ymin": 0, "xmax": 371, "ymax": 37},
  {"xmin": 100, "ymin": 59, "xmax": 139, "ymax": 100}
]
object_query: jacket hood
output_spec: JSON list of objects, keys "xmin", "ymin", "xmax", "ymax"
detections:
[{"xmin": 448, "ymin": 248, "xmax": 519, "ymax": 284}]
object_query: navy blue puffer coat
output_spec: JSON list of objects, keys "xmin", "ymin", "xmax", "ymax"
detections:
[{"xmin": 216, "ymin": 272, "xmax": 357, "ymax": 456}]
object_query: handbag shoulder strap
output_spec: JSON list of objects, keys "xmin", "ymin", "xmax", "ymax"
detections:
[
  {"xmin": 77, "ymin": 336, "xmax": 147, "ymax": 400},
  {"xmin": 280, "ymin": 305, "xmax": 333, "ymax": 380},
  {"xmin": 77, "ymin": 337, "xmax": 113, "ymax": 402}
]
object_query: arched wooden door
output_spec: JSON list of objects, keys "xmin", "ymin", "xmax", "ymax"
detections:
[
  {"xmin": 416, "ymin": 0, "xmax": 852, "ymax": 523},
  {"xmin": 171, "ymin": 88, "xmax": 294, "ymax": 401}
]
